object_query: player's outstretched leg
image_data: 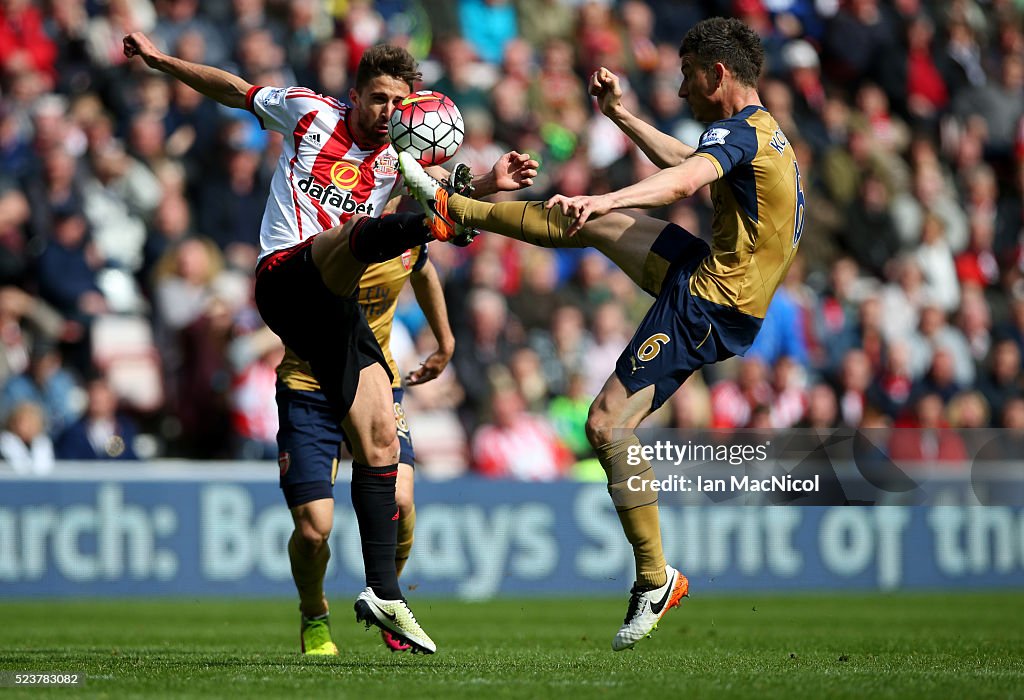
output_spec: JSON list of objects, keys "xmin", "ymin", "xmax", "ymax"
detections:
[
  {"xmin": 399, "ymin": 152, "xmax": 580, "ymax": 248},
  {"xmin": 588, "ymin": 378, "xmax": 690, "ymax": 650},
  {"xmin": 396, "ymin": 152, "xmax": 478, "ymax": 243},
  {"xmin": 399, "ymin": 151, "xmax": 671, "ymax": 292}
]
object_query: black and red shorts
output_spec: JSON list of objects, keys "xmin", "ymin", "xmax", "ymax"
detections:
[{"xmin": 254, "ymin": 242, "xmax": 392, "ymax": 418}]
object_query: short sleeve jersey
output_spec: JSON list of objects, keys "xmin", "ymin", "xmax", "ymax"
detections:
[
  {"xmin": 690, "ymin": 105, "xmax": 805, "ymax": 320},
  {"xmin": 246, "ymin": 86, "xmax": 403, "ymax": 261}
]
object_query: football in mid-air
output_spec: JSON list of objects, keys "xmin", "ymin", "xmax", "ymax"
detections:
[{"xmin": 388, "ymin": 90, "xmax": 464, "ymax": 166}]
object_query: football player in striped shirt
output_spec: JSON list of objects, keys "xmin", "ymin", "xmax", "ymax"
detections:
[{"xmin": 123, "ymin": 34, "xmax": 537, "ymax": 654}]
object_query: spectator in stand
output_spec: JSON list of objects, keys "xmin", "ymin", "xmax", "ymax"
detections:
[
  {"xmin": 452, "ymin": 288, "xmax": 518, "ymax": 429},
  {"xmin": 509, "ymin": 248, "xmax": 563, "ymax": 334},
  {"xmin": 227, "ymin": 326, "xmax": 282, "ymax": 460},
  {"xmin": 55, "ymin": 375, "xmax": 139, "ymax": 460},
  {"xmin": 895, "ymin": 14, "xmax": 951, "ymax": 125},
  {"xmin": 797, "ymin": 383, "xmax": 839, "ymax": 431},
  {"xmin": 770, "ymin": 355, "xmax": 807, "ymax": 429},
  {"xmin": 953, "ymin": 52, "xmax": 1024, "ymax": 159},
  {"xmin": 80, "ymin": 139, "xmax": 161, "ymax": 274},
  {"xmin": 841, "ymin": 171, "xmax": 902, "ymax": 279},
  {"xmin": 668, "ymin": 377, "xmax": 712, "ymax": 430},
  {"xmin": 957, "ymin": 286, "xmax": 992, "ymax": 366},
  {"xmin": 548, "ymin": 371, "xmax": 592, "ymax": 459},
  {"xmin": 978, "ymin": 339, "xmax": 1022, "ymax": 424},
  {"xmin": 24, "ymin": 146, "xmax": 85, "ymax": 245},
  {"xmin": 196, "ymin": 129, "xmax": 268, "ymax": 269},
  {"xmin": 913, "ymin": 347, "xmax": 964, "ymax": 405},
  {"xmin": 432, "ymin": 37, "xmax": 492, "ymax": 115},
  {"xmin": 913, "ymin": 213, "xmax": 960, "ymax": 313},
  {"xmin": 947, "ymin": 390, "xmax": 990, "ymax": 442},
  {"xmin": 891, "ymin": 162, "xmax": 968, "ymax": 253},
  {"xmin": 0, "ymin": 400, "xmax": 54, "ymax": 475},
  {"xmin": 955, "ymin": 215, "xmax": 1001, "ymax": 291},
  {"xmin": 34, "ymin": 208, "xmax": 107, "ymax": 373},
  {"xmin": 472, "ymin": 384, "xmax": 572, "ymax": 480},
  {"xmin": 584, "ymin": 301, "xmax": 632, "ymax": 398},
  {"xmin": 836, "ymin": 349, "xmax": 874, "ymax": 428},
  {"xmin": 907, "ymin": 305, "xmax": 975, "ymax": 386},
  {"xmin": 747, "ymin": 260, "xmax": 811, "ymax": 369},
  {"xmin": 711, "ymin": 358, "xmax": 773, "ymax": 430},
  {"xmin": 508, "ymin": 346, "xmax": 549, "ymax": 412},
  {"xmin": 814, "ymin": 257, "xmax": 865, "ymax": 372},
  {"xmin": 530, "ymin": 38, "xmax": 589, "ymax": 141},
  {"xmin": 0, "ymin": 0, "xmax": 58, "ymax": 80},
  {"xmin": 998, "ymin": 297, "xmax": 1024, "ymax": 354},
  {"xmin": 974, "ymin": 397, "xmax": 1024, "ymax": 478},
  {"xmin": 872, "ymin": 341, "xmax": 915, "ymax": 420},
  {"xmin": 530, "ymin": 303, "xmax": 592, "ymax": 398},
  {"xmin": 150, "ymin": 0, "xmax": 228, "ymax": 68},
  {"xmin": 1, "ymin": 337, "xmax": 81, "ymax": 435},
  {"xmin": 879, "ymin": 256, "xmax": 927, "ymax": 346},
  {"xmin": 0, "ymin": 286, "xmax": 70, "ymax": 389},
  {"xmin": 512, "ymin": 0, "xmax": 575, "ymax": 49},
  {"xmin": 85, "ymin": 0, "xmax": 157, "ymax": 72},
  {"xmin": 823, "ymin": 0, "xmax": 899, "ymax": 88},
  {"xmin": 889, "ymin": 391, "xmax": 968, "ymax": 465}
]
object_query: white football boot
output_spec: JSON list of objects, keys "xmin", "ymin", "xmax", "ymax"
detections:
[
  {"xmin": 354, "ymin": 587, "xmax": 436, "ymax": 654},
  {"xmin": 612, "ymin": 565, "xmax": 689, "ymax": 651}
]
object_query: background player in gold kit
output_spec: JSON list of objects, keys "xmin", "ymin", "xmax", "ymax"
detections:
[
  {"xmin": 276, "ymin": 238, "xmax": 451, "ymax": 654},
  {"xmin": 399, "ymin": 17, "xmax": 805, "ymax": 650}
]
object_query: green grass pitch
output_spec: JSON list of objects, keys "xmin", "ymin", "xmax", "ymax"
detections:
[{"xmin": 1, "ymin": 593, "xmax": 1022, "ymax": 699}]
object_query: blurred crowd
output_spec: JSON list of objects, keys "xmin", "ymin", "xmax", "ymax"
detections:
[{"xmin": 1, "ymin": 0, "xmax": 1024, "ymax": 478}]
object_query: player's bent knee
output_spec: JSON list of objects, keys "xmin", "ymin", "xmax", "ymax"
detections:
[
  {"xmin": 294, "ymin": 521, "xmax": 330, "ymax": 554},
  {"xmin": 395, "ymin": 486, "xmax": 414, "ymax": 515},
  {"xmin": 363, "ymin": 427, "xmax": 399, "ymax": 466},
  {"xmin": 586, "ymin": 409, "xmax": 616, "ymax": 448}
]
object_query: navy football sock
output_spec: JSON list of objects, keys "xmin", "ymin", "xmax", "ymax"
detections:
[
  {"xmin": 348, "ymin": 212, "xmax": 429, "ymax": 263},
  {"xmin": 350, "ymin": 461, "xmax": 402, "ymax": 600}
]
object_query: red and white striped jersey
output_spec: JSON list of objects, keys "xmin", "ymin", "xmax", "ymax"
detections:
[{"xmin": 246, "ymin": 85, "xmax": 403, "ymax": 261}]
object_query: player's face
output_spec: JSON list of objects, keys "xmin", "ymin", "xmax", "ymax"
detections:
[
  {"xmin": 348, "ymin": 75, "xmax": 411, "ymax": 148},
  {"xmin": 678, "ymin": 53, "xmax": 716, "ymax": 122}
]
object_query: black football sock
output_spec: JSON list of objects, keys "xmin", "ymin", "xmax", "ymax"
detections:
[
  {"xmin": 348, "ymin": 212, "xmax": 430, "ymax": 263},
  {"xmin": 350, "ymin": 461, "xmax": 402, "ymax": 600}
]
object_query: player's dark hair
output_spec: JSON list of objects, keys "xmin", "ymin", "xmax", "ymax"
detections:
[
  {"xmin": 354, "ymin": 44, "xmax": 422, "ymax": 91},
  {"xmin": 679, "ymin": 17, "xmax": 764, "ymax": 88}
]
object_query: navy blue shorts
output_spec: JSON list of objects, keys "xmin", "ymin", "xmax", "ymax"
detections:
[
  {"xmin": 276, "ymin": 385, "xmax": 415, "ymax": 509},
  {"xmin": 615, "ymin": 224, "xmax": 738, "ymax": 411}
]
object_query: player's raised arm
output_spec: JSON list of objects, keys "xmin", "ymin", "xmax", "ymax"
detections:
[
  {"xmin": 406, "ymin": 259, "xmax": 454, "ymax": 386},
  {"xmin": 592, "ymin": 67, "xmax": 694, "ymax": 168},
  {"xmin": 425, "ymin": 151, "xmax": 539, "ymax": 199},
  {"xmin": 123, "ymin": 32, "xmax": 252, "ymax": 110}
]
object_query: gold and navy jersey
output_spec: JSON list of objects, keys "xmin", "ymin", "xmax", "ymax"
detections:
[
  {"xmin": 689, "ymin": 105, "xmax": 805, "ymax": 351},
  {"xmin": 277, "ymin": 245, "xmax": 427, "ymax": 391}
]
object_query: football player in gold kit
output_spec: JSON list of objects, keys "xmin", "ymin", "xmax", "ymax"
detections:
[{"xmin": 399, "ymin": 17, "xmax": 805, "ymax": 650}]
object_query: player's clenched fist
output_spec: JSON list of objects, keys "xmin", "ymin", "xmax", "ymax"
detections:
[
  {"xmin": 122, "ymin": 32, "xmax": 162, "ymax": 68},
  {"xmin": 590, "ymin": 67, "xmax": 623, "ymax": 117}
]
